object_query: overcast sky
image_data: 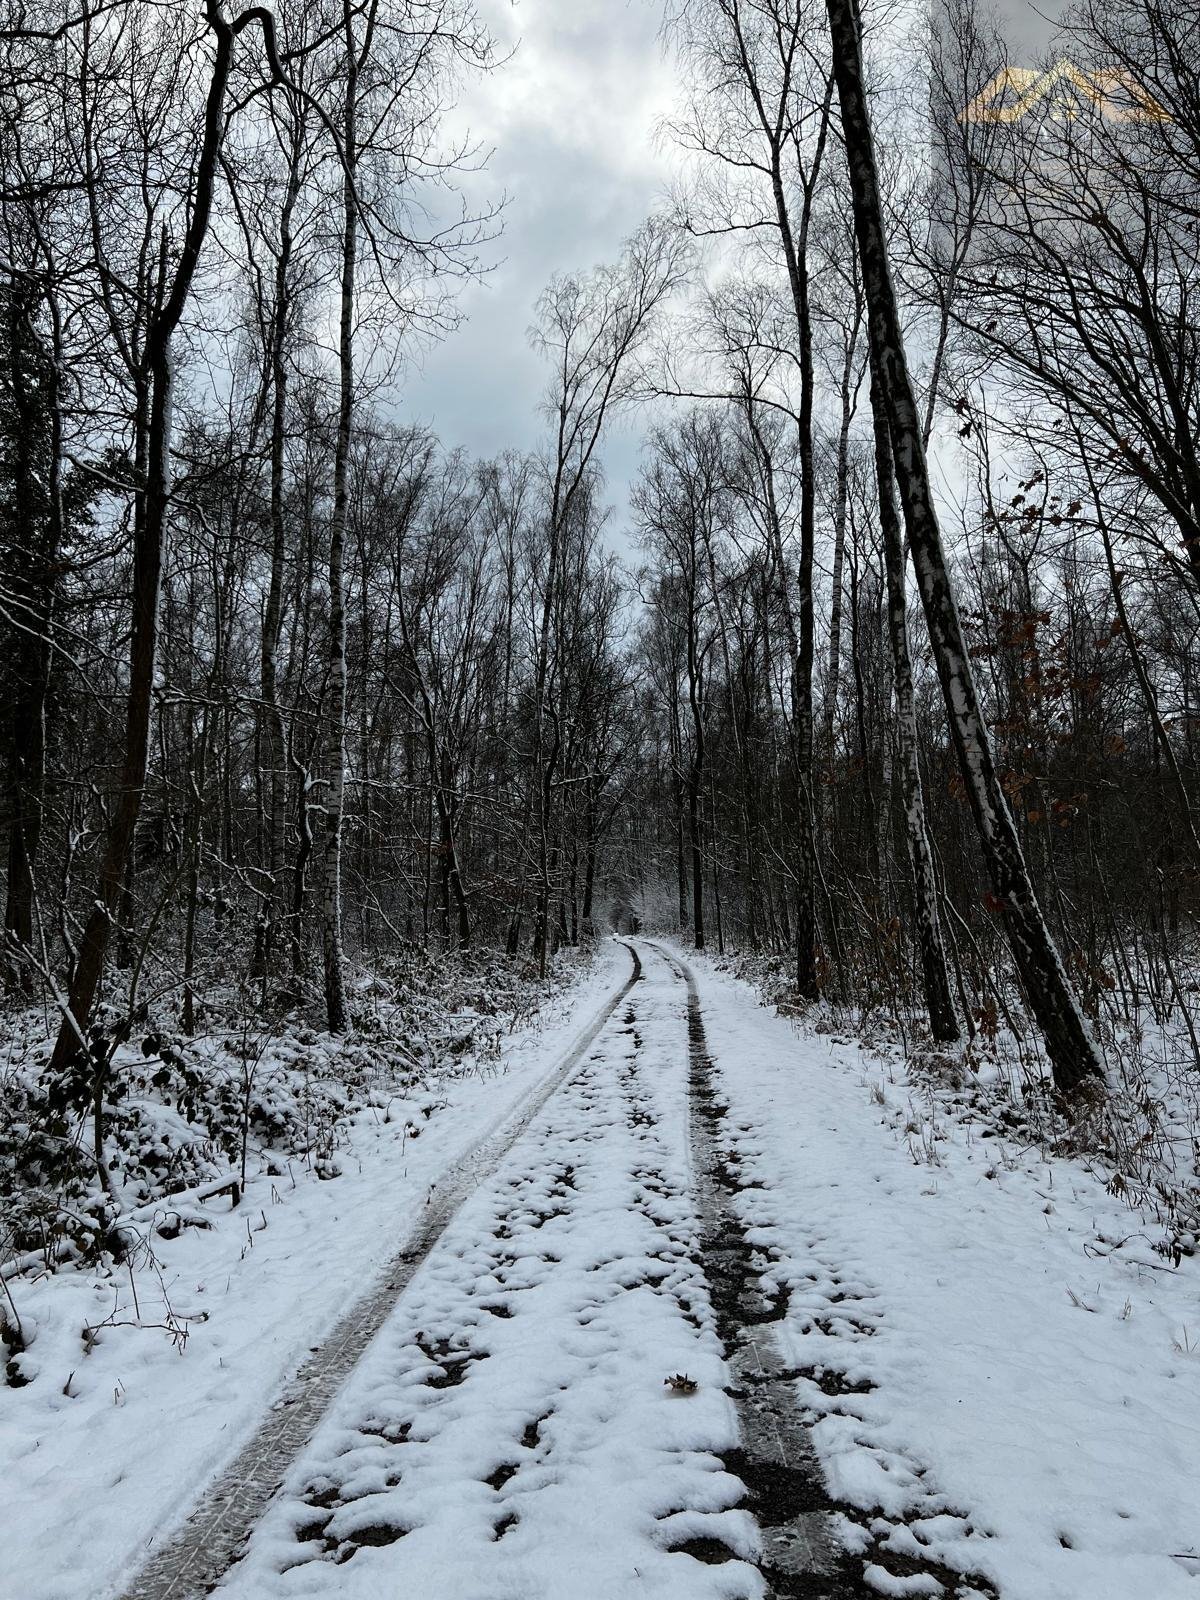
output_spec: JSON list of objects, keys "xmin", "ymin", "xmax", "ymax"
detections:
[{"xmin": 397, "ymin": 0, "xmax": 679, "ymax": 531}]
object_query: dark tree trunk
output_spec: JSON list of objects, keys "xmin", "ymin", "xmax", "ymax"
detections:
[
  {"xmin": 825, "ymin": 0, "xmax": 1103, "ymax": 1096},
  {"xmin": 869, "ymin": 351, "xmax": 960, "ymax": 1044},
  {"xmin": 50, "ymin": 5, "xmax": 240, "ymax": 1073},
  {"xmin": 3, "ymin": 289, "xmax": 60, "ymax": 991},
  {"xmin": 689, "ymin": 769, "xmax": 705, "ymax": 950},
  {"xmin": 321, "ymin": 12, "xmax": 357, "ymax": 1035},
  {"xmin": 253, "ymin": 119, "xmax": 302, "ymax": 980}
]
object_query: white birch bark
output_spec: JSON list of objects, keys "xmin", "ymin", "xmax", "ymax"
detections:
[{"xmin": 824, "ymin": 0, "xmax": 1104, "ymax": 1095}]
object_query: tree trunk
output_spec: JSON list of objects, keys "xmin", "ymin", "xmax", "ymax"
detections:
[
  {"xmin": 821, "ymin": 327, "xmax": 859, "ymax": 803},
  {"xmin": 254, "ymin": 123, "xmax": 302, "ymax": 980},
  {"xmin": 686, "ymin": 570, "xmax": 705, "ymax": 951},
  {"xmin": 3, "ymin": 288, "xmax": 60, "ymax": 992},
  {"xmin": 825, "ymin": 0, "xmax": 1103, "ymax": 1096},
  {"xmin": 50, "ymin": 4, "xmax": 238, "ymax": 1072},
  {"xmin": 436, "ymin": 759, "xmax": 471, "ymax": 949},
  {"xmin": 182, "ymin": 704, "xmax": 212, "ymax": 1036},
  {"xmin": 689, "ymin": 767, "xmax": 705, "ymax": 950},
  {"xmin": 290, "ymin": 758, "xmax": 313, "ymax": 983},
  {"xmin": 869, "ymin": 351, "xmax": 960, "ymax": 1043},
  {"xmin": 582, "ymin": 845, "xmax": 596, "ymax": 928},
  {"xmin": 321, "ymin": 19, "xmax": 356, "ymax": 1034},
  {"xmin": 745, "ymin": 396, "xmax": 818, "ymax": 994},
  {"xmin": 767, "ymin": 101, "xmax": 829, "ymax": 1002}
]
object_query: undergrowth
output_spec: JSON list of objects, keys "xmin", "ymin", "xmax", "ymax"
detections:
[{"xmin": 0, "ymin": 943, "xmax": 584, "ymax": 1279}]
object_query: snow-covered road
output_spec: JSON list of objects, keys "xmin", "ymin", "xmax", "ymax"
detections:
[
  {"xmin": 121, "ymin": 942, "xmax": 996, "ymax": 1600},
  {"xmin": 205, "ymin": 938, "xmax": 771, "ymax": 1599},
  {"xmin": 8, "ymin": 939, "xmax": 1198, "ymax": 1600}
]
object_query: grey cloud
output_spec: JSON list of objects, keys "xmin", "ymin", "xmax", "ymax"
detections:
[{"xmin": 397, "ymin": 0, "xmax": 677, "ymax": 528}]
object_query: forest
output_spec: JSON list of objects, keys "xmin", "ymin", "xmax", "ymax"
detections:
[
  {"xmin": 1, "ymin": 0, "xmax": 1198, "ymax": 1594},
  {"xmin": 3, "ymin": 0, "xmax": 1196, "ymax": 1165}
]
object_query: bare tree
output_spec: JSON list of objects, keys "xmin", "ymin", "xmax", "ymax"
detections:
[
  {"xmin": 48, "ymin": 0, "xmax": 281, "ymax": 1072},
  {"xmin": 868, "ymin": 349, "xmax": 959, "ymax": 1041},
  {"xmin": 823, "ymin": 0, "xmax": 1105, "ymax": 1095},
  {"xmin": 636, "ymin": 412, "xmax": 727, "ymax": 949},
  {"xmin": 525, "ymin": 218, "xmax": 687, "ymax": 974},
  {"xmin": 314, "ymin": 0, "xmax": 497, "ymax": 1031},
  {"xmin": 668, "ymin": 0, "xmax": 837, "ymax": 998}
]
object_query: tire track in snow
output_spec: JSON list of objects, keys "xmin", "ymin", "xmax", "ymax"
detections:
[
  {"xmin": 650, "ymin": 942, "xmax": 854, "ymax": 1598},
  {"xmin": 116, "ymin": 944, "xmax": 644, "ymax": 1600},
  {"xmin": 657, "ymin": 942, "xmax": 998, "ymax": 1600}
]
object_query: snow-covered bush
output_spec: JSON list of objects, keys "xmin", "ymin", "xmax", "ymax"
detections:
[{"xmin": 0, "ymin": 944, "xmax": 587, "ymax": 1277}]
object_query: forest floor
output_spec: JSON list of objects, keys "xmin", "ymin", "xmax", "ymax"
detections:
[{"xmin": 3, "ymin": 940, "xmax": 1199, "ymax": 1600}]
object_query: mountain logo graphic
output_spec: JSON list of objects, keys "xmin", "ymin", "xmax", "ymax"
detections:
[{"xmin": 959, "ymin": 60, "xmax": 1171, "ymax": 124}]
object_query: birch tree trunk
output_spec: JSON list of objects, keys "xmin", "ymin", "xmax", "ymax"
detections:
[
  {"xmin": 869, "ymin": 351, "xmax": 960, "ymax": 1043},
  {"xmin": 824, "ymin": 0, "xmax": 1104, "ymax": 1096}
]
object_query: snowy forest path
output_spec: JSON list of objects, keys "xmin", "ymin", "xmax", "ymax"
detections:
[
  {"xmin": 208, "ymin": 937, "xmax": 781, "ymax": 1600},
  {"xmin": 115, "ymin": 945, "xmax": 644, "ymax": 1600},
  {"xmin": 45, "ymin": 939, "xmax": 1194, "ymax": 1600},
  {"xmin": 116, "ymin": 940, "xmax": 955, "ymax": 1600}
]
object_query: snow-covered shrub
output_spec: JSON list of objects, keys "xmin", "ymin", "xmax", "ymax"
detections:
[{"xmin": 1, "ymin": 943, "xmax": 587, "ymax": 1276}]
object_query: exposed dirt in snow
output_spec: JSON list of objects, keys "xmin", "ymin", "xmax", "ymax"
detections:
[
  {"xmin": 691, "ymin": 951, "xmax": 1200, "ymax": 1600},
  {"xmin": 658, "ymin": 941, "xmax": 997, "ymax": 1600}
]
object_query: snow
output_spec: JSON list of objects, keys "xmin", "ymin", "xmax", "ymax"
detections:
[
  {"xmin": 4, "ymin": 937, "xmax": 1198, "ymax": 1600},
  {"xmin": 208, "ymin": 947, "xmax": 760, "ymax": 1600},
  {"xmin": 0, "ymin": 943, "xmax": 629, "ymax": 1600},
  {"xmin": 691, "ymin": 950, "xmax": 1200, "ymax": 1599}
]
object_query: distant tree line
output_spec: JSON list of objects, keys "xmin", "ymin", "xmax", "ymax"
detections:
[{"xmin": 0, "ymin": 0, "xmax": 679, "ymax": 1075}]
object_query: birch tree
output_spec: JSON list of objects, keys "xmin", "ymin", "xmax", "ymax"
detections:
[{"xmin": 822, "ymin": 0, "xmax": 1105, "ymax": 1095}]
